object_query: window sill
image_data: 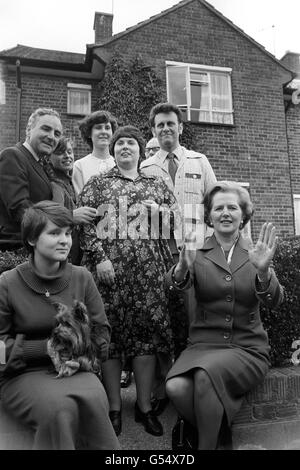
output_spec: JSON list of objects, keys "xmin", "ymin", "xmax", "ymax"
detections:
[
  {"xmin": 66, "ymin": 112, "xmax": 90, "ymax": 117},
  {"xmin": 186, "ymin": 121, "xmax": 235, "ymax": 128}
]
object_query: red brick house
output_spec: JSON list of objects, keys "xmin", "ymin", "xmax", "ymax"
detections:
[
  {"xmin": 281, "ymin": 52, "xmax": 300, "ymax": 235},
  {"xmin": 0, "ymin": 0, "xmax": 299, "ymax": 238}
]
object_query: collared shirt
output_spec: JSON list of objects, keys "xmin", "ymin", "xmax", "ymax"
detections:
[
  {"xmin": 22, "ymin": 141, "xmax": 40, "ymax": 162},
  {"xmin": 157, "ymin": 146, "xmax": 183, "ymax": 180}
]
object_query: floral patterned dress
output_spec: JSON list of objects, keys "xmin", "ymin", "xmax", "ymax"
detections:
[{"xmin": 78, "ymin": 166, "xmax": 180, "ymax": 359}]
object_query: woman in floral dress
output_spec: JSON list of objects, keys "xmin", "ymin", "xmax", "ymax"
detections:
[{"xmin": 78, "ymin": 126, "xmax": 179, "ymax": 438}]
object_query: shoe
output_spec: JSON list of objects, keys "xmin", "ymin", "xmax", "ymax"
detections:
[
  {"xmin": 151, "ymin": 397, "xmax": 169, "ymax": 416},
  {"xmin": 120, "ymin": 370, "xmax": 132, "ymax": 388},
  {"xmin": 109, "ymin": 410, "xmax": 122, "ymax": 436},
  {"xmin": 134, "ymin": 402, "xmax": 163, "ymax": 436}
]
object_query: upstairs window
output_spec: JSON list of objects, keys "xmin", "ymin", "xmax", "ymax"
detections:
[
  {"xmin": 294, "ymin": 195, "xmax": 300, "ymax": 235},
  {"xmin": 166, "ymin": 61, "xmax": 233, "ymax": 125},
  {"xmin": 0, "ymin": 78, "xmax": 5, "ymax": 105},
  {"xmin": 67, "ymin": 83, "xmax": 91, "ymax": 115}
]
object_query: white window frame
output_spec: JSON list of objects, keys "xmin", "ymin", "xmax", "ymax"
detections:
[
  {"xmin": 0, "ymin": 78, "xmax": 5, "ymax": 105},
  {"xmin": 294, "ymin": 195, "xmax": 300, "ymax": 235},
  {"xmin": 166, "ymin": 61, "xmax": 234, "ymax": 125},
  {"xmin": 238, "ymin": 182, "xmax": 252, "ymax": 239},
  {"xmin": 67, "ymin": 83, "xmax": 91, "ymax": 115}
]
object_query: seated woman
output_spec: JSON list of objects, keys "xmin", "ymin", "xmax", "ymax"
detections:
[
  {"xmin": 0, "ymin": 201, "xmax": 120, "ymax": 450},
  {"xmin": 165, "ymin": 181, "xmax": 284, "ymax": 450},
  {"xmin": 78, "ymin": 125, "xmax": 179, "ymax": 438}
]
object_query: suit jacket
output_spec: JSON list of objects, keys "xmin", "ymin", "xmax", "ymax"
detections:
[
  {"xmin": 166, "ymin": 234, "xmax": 284, "ymax": 357},
  {"xmin": 0, "ymin": 143, "xmax": 53, "ymax": 244},
  {"xmin": 141, "ymin": 146, "xmax": 216, "ymax": 249}
]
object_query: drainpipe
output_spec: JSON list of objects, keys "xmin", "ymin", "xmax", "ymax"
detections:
[{"xmin": 15, "ymin": 59, "xmax": 22, "ymax": 142}]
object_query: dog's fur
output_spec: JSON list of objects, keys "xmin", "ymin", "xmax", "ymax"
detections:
[{"xmin": 48, "ymin": 301, "xmax": 101, "ymax": 378}]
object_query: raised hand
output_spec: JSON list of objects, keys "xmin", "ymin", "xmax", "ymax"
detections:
[
  {"xmin": 248, "ymin": 223, "xmax": 277, "ymax": 276},
  {"xmin": 174, "ymin": 231, "xmax": 197, "ymax": 282}
]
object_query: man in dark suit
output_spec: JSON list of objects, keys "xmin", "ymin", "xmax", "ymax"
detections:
[{"xmin": 0, "ymin": 108, "xmax": 63, "ymax": 249}]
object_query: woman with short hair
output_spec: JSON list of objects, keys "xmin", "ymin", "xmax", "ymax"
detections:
[
  {"xmin": 72, "ymin": 110, "xmax": 118, "ymax": 196},
  {"xmin": 78, "ymin": 125, "xmax": 179, "ymax": 438},
  {"xmin": 0, "ymin": 201, "xmax": 120, "ymax": 450},
  {"xmin": 166, "ymin": 181, "xmax": 284, "ymax": 450}
]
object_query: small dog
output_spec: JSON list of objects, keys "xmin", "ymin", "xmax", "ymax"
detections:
[{"xmin": 48, "ymin": 301, "xmax": 101, "ymax": 378}]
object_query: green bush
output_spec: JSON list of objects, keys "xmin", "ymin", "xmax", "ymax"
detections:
[
  {"xmin": 261, "ymin": 236, "xmax": 300, "ymax": 366},
  {"xmin": 0, "ymin": 238, "xmax": 298, "ymax": 367},
  {"xmin": 0, "ymin": 248, "xmax": 28, "ymax": 275}
]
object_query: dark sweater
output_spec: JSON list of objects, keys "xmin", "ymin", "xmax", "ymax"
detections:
[{"xmin": 0, "ymin": 259, "xmax": 110, "ymax": 385}]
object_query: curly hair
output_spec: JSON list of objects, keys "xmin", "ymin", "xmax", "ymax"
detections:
[
  {"xmin": 203, "ymin": 181, "xmax": 254, "ymax": 229},
  {"xmin": 149, "ymin": 102, "xmax": 183, "ymax": 128},
  {"xmin": 109, "ymin": 125, "xmax": 146, "ymax": 161},
  {"xmin": 78, "ymin": 110, "xmax": 118, "ymax": 149}
]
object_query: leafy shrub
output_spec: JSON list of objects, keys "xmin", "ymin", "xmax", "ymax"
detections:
[
  {"xmin": 97, "ymin": 52, "xmax": 198, "ymax": 149},
  {"xmin": 0, "ymin": 248, "xmax": 28, "ymax": 275},
  {"xmin": 261, "ymin": 236, "xmax": 300, "ymax": 366}
]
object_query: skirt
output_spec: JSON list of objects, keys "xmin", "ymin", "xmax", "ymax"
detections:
[
  {"xmin": 1, "ymin": 368, "xmax": 120, "ymax": 450},
  {"xmin": 166, "ymin": 343, "xmax": 269, "ymax": 424}
]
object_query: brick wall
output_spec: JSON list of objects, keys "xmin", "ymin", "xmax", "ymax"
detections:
[
  {"xmin": 0, "ymin": 65, "xmax": 99, "ymax": 161},
  {"xmin": 96, "ymin": 0, "xmax": 294, "ymax": 239},
  {"xmin": 286, "ymin": 104, "xmax": 300, "ymax": 195},
  {"xmin": 232, "ymin": 366, "xmax": 300, "ymax": 449},
  {"xmin": 0, "ymin": 63, "xmax": 17, "ymax": 149}
]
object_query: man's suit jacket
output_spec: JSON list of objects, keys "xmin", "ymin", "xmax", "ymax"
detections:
[
  {"xmin": 0, "ymin": 143, "xmax": 53, "ymax": 244},
  {"xmin": 141, "ymin": 146, "xmax": 216, "ymax": 249}
]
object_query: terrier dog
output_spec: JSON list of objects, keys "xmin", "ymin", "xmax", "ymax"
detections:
[{"xmin": 48, "ymin": 301, "xmax": 101, "ymax": 378}]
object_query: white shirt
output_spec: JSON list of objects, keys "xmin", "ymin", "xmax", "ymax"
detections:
[
  {"xmin": 22, "ymin": 141, "xmax": 40, "ymax": 162},
  {"xmin": 72, "ymin": 153, "xmax": 115, "ymax": 196},
  {"xmin": 141, "ymin": 145, "xmax": 217, "ymax": 248}
]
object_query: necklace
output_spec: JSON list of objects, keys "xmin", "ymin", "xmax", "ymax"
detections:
[{"xmin": 45, "ymin": 290, "xmax": 50, "ymax": 298}]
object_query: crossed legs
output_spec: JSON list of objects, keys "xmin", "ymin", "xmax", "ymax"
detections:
[{"xmin": 166, "ymin": 368, "xmax": 224, "ymax": 450}]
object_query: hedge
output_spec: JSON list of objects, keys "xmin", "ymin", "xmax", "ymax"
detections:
[
  {"xmin": 260, "ymin": 236, "xmax": 300, "ymax": 366},
  {"xmin": 0, "ymin": 237, "xmax": 299, "ymax": 366}
]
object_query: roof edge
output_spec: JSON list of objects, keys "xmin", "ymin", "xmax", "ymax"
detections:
[{"xmin": 89, "ymin": 0, "xmax": 294, "ymax": 76}]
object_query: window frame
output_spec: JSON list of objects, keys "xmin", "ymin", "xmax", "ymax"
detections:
[
  {"xmin": 166, "ymin": 60, "xmax": 234, "ymax": 125},
  {"xmin": 238, "ymin": 182, "xmax": 252, "ymax": 238},
  {"xmin": 67, "ymin": 83, "xmax": 91, "ymax": 116},
  {"xmin": 293, "ymin": 194, "xmax": 300, "ymax": 235}
]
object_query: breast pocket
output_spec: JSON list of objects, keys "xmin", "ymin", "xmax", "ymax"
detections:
[{"xmin": 184, "ymin": 172, "xmax": 202, "ymax": 194}]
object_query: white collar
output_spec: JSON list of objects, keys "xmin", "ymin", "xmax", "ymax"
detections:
[{"xmin": 23, "ymin": 141, "xmax": 40, "ymax": 162}]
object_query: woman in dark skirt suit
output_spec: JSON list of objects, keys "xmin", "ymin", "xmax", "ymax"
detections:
[
  {"xmin": 165, "ymin": 181, "xmax": 284, "ymax": 450},
  {"xmin": 0, "ymin": 201, "xmax": 120, "ymax": 450}
]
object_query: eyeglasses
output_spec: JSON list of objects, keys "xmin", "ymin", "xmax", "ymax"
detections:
[{"xmin": 145, "ymin": 147, "xmax": 160, "ymax": 154}]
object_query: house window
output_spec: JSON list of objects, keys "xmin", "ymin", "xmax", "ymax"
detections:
[
  {"xmin": 294, "ymin": 195, "xmax": 300, "ymax": 235},
  {"xmin": 166, "ymin": 61, "xmax": 233, "ymax": 125},
  {"xmin": 0, "ymin": 78, "xmax": 5, "ymax": 105},
  {"xmin": 238, "ymin": 182, "xmax": 251, "ymax": 239},
  {"xmin": 67, "ymin": 83, "xmax": 91, "ymax": 115}
]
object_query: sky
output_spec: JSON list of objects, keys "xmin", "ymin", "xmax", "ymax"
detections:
[{"xmin": 0, "ymin": 0, "xmax": 299, "ymax": 59}]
